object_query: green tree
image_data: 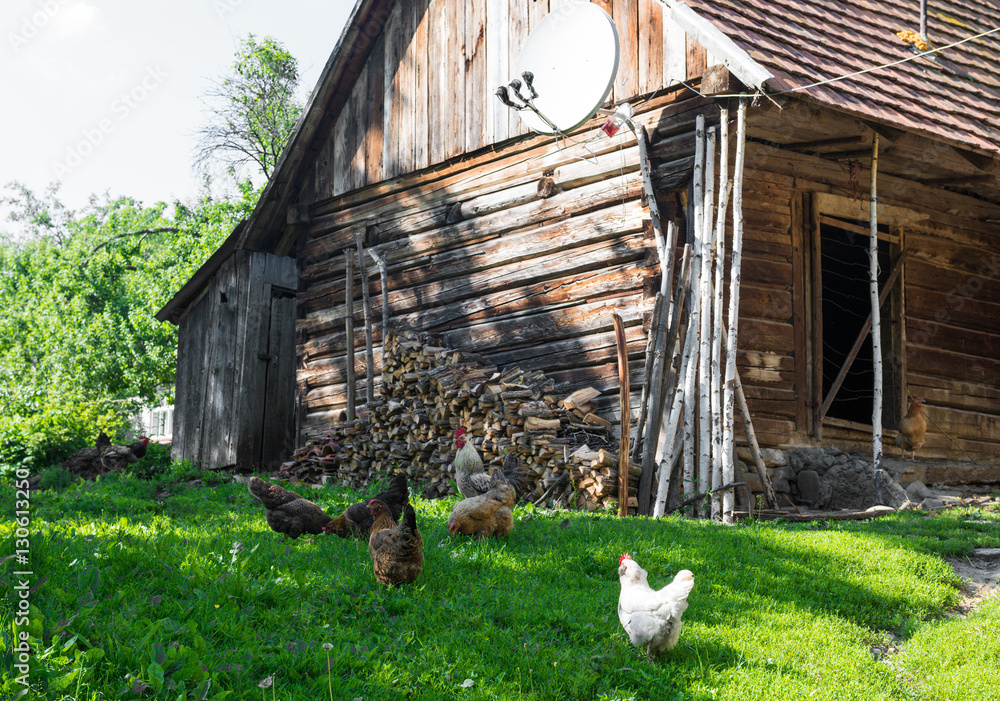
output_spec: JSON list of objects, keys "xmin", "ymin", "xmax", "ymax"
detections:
[
  {"xmin": 0, "ymin": 180, "xmax": 259, "ymax": 471},
  {"xmin": 194, "ymin": 34, "xmax": 303, "ymax": 180}
]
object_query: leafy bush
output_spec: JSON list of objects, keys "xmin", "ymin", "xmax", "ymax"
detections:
[{"xmin": 126, "ymin": 442, "xmax": 173, "ymax": 480}]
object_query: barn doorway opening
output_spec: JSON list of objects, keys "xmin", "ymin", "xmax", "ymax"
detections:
[{"xmin": 819, "ymin": 216, "xmax": 902, "ymax": 427}]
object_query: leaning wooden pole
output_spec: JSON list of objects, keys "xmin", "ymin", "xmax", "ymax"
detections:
[
  {"xmin": 613, "ymin": 313, "xmax": 631, "ymax": 517},
  {"xmin": 344, "ymin": 250, "xmax": 356, "ymax": 420},
  {"xmin": 633, "ymin": 291, "xmax": 663, "ymax": 464},
  {"xmin": 355, "ymin": 232, "xmax": 375, "ymax": 406},
  {"xmin": 869, "ymin": 132, "xmax": 885, "ymax": 504},
  {"xmin": 723, "ymin": 99, "xmax": 748, "ymax": 523}
]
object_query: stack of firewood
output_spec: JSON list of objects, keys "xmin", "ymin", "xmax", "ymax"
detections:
[{"xmin": 282, "ymin": 329, "xmax": 642, "ymax": 511}]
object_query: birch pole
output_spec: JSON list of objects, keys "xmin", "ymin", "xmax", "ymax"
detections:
[
  {"xmin": 711, "ymin": 109, "xmax": 730, "ymax": 520},
  {"xmin": 723, "ymin": 99, "xmax": 748, "ymax": 524},
  {"xmin": 344, "ymin": 251, "xmax": 356, "ymax": 420},
  {"xmin": 869, "ymin": 133, "xmax": 884, "ymax": 504},
  {"xmin": 355, "ymin": 232, "xmax": 375, "ymax": 405},
  {"xmin": 684, "ymin": 115, "xmax": 706, "ymax": 508},
  {"xmin": 698, "ymin": 128, "xmax": 716, "ymax": 518}
]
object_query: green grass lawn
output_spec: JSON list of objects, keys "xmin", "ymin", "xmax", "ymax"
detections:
[{"xmin": 2, "ymin": 466, "xmax": 998, "ymax": 701}]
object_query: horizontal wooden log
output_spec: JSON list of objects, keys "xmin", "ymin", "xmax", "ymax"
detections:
[{"xmin": 300, "ymin": 202, "xmax": 649, "ymax": 322}]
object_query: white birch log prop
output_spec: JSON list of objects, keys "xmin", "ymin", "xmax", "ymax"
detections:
[
  {"xmin": 355, "ymin": 232, "xmax": 375, "ymax": 406},
  {"xmin": 723, "ymin": 99, "xmax": 748, "ymax": 523},
  {"xmin": 710, "ymin": 108, "xmax": 730, "ymax": 521},
  {"xmin": 698, "ymin": 127, "xmax": 716, "ymax": 518},
  {"xmin": 344, "ymin": 250, "xmax": 356, "ymax": 420},
  {"xmin": 869, "ymin": 132, "xmax": 884, "ymax": 504},
  {"xmin": 684, "ymin": 115, "xmax": 707, "ymax": 510}
]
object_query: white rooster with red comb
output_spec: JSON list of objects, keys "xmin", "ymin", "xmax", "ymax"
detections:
[{"xmin": 617, "ymin": 553, "xmax": 695, "ymax": 661}]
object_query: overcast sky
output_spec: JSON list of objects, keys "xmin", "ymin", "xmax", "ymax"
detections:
[{"xmin": 1, "ymin": 0, "xmax": 353, "ymax": 219}]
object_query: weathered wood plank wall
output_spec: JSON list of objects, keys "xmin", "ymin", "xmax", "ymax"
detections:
[
  {"xmin": 740, "ymin": 119, "xmax": 1000, "ymax": 460},
  {"xmin": 312, "ymin": 0, "xmax": 708, "ymax": 201},
  {"xmin": 297, "ymin": 88, "xmax": 714, "ymax": 437},
  {"xmin": 172, "ymin": 251, "xmax": 298, "ymax": 469}
]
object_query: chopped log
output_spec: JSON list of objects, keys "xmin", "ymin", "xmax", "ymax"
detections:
[
  {"xmin": 525, "ymin": 417, "xmax": 561, "ymax": 431},
  {"xmin": 562, "ymin": 387, "xmax": 601, "ymax": 409}
]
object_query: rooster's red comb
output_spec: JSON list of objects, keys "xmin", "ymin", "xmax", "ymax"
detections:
[
  {"xmin": 455, "ymin": 427, "xmax": 467, "ymax": 438},
  {"xmin": 619, "ymin": 552, "xmax": 632, "ymax": 565}
]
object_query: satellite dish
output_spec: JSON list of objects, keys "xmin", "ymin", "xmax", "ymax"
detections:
[{"xmin": 511, "ymin": 2, "xmax": 620, "ymax": 135}]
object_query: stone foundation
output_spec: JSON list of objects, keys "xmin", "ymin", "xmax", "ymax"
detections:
[{"xmin": 737, "ymin": 447, "xmax": 910, "ymax": 511}]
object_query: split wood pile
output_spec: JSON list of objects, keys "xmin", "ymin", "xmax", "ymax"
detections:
[{"xmin": 282, "ymin": 330, "xmax": 642, "ymax": 511}]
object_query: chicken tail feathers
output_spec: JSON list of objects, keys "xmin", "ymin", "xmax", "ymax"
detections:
[
  {"xmin": 500, "ymin": 452, "xmax": 532, "ymax": 499},
  {"xmin": 402, "ymin": 503, "xmax": 417, "ymax": 536},
  {"xmin": 668, "ymin": 570, "xmax": 695, "ymax": 601},
  {"xmin": 377, "ymin": 473, "xmax": 410, "ymax": 507}
]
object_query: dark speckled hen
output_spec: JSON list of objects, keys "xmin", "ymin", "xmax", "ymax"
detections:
[{"xmin": 248, "ymin": 477, "xmax": 332, "ymax": 539}]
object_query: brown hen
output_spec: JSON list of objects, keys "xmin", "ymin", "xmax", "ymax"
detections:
[
  {"xmin": 447, "ymin": 468, "xmax": 516, "ymax": 538},
  {"xmin": 323, "ymin": 473, "xmax": 409, "ymax": 538},
  {"xmin": 368, "ymin": 499, "xmax": 423, "ymax": 585},
  {"xmin": 896, "ymin": 397, "xmax": 926, "ymax": 459},
  {"xmin": 248, "ymin": 477, "xmax": 332, "ymax": 539}
]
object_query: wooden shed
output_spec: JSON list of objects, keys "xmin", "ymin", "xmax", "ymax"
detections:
[
  {"xmin": 156, "ymin": 228, "xmax": 298, "ymax": 471},
  {"xmin": 164, "ymin": 0, "xmax": 1000, "ymax": 478}
]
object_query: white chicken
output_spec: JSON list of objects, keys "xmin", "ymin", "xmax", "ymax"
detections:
[{"xmin": 617, "ymin": 553, "xmax": 695, "ymax": 661}]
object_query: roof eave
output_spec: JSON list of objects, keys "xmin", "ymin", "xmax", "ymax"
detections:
[
  {"xmin": 661, "ymin": 0, "xmax": 774, "ymax": 92},
  {"xmin": 155, "ymin": 220, "xmax": 245, "ymax": 324}
]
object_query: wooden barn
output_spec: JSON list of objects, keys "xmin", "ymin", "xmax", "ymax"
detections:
[{"xmin": 160, "ymin": 0, "xmax": 1000, "ymax": 492}]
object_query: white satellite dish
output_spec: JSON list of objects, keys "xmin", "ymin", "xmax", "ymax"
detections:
[{"xmin": 508, "ymin": 2, "xmax": 620, "ymax": 135}]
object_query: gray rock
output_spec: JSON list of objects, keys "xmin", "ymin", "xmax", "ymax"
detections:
[
  {"xmin": 797, "ymin": 470, "xmax": 822, "ymax": 504},
  {"xmin": 883, "ymin": 479, "xmax": 912, "ymax": 509},
  {"xmin": 742, "ymin": 473, "xmax": 764, "ymax": 494},
  {"xmin": 767, "ymin": 465, "xmax": 796, "ymax": 483},
  {"xmin": 906, "ymin": 480, "xmax": 931, "ymax": 500},
  {"xmin": 770, "ymin": 477, "xmax": 790, "ymax": 493},
  {"xmin": 919, "ymin": 497, "xmax": 946, "ymax": 510},
  {"xmin": 760, "ymin": 449, "xmax": 787, "ymax": 468}
]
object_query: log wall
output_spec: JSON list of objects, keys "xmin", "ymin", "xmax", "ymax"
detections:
[
  {"xmin": 296, "ymin": 88, "xmax": 715, "ymax": 438},
  {"xmin": 741, "ymin": 124, "xmax": 1000, "ymax": 460}
]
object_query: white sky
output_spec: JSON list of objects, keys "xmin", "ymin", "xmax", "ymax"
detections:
[{"xmin": 0, "ymin": 0, "xmax": 353, "ymax": 218}]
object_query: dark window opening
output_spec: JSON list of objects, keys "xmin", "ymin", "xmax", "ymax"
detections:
[{"xmin": 820, "ymin": 218, "xmax": 895, "ymax": 425}]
